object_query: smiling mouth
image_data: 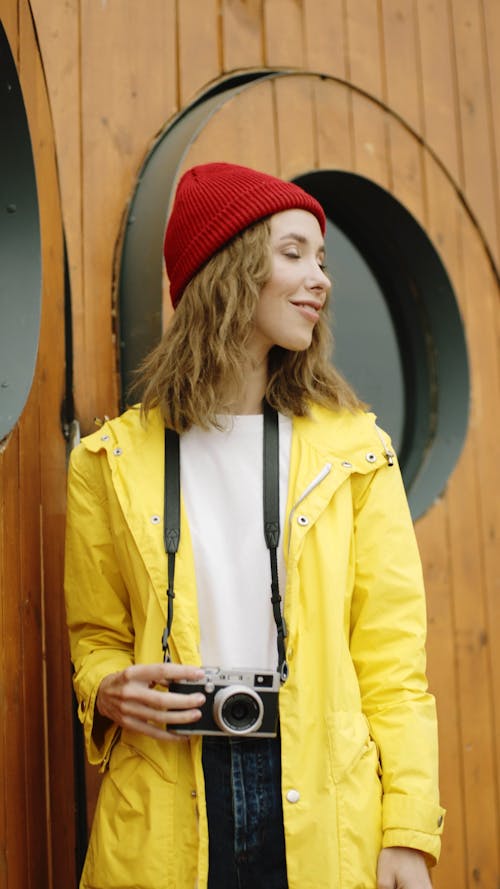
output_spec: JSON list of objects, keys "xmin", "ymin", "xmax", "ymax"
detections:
[{"xmin": 290, "ymin": 300, "xmax": 322, "ymax": 320}]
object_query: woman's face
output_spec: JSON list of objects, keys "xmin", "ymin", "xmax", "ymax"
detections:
[{"xmin": 249, "ymin": 209, "xmax": 330, "ymax": 359}]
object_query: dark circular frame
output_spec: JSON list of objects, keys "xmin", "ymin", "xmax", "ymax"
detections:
[
  {"xmin": 117, "ymin": 71, "xmax": 470, "ymax": 520},
  {"xmin": 0, "ymin": 21, "xmax": 41, "ymax": 442},
  {"xmin": 294, "ymin": 170, "xmax": 470, "ymax": 518}
]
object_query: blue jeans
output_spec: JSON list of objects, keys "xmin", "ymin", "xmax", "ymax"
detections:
[{"xmin": 202, "ymin": 735, "xmax": 288, "ymax": 889}]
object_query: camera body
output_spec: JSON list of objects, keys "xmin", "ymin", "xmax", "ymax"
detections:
[{"xmin": 169, "ymin": 667, "xmax": 280, "ymax": 737}]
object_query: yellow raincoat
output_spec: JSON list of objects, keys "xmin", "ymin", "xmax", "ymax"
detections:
[{"xmin": 65, "ymin": 404, "xmax": 445, "ymax": 889}]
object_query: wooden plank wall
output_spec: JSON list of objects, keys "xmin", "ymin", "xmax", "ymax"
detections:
[
  {"xmin": 1, "ymin": 0, "xmax": 496, "ymax": 886},
  {"xmin": 0, "ymin": 1, "xmax": 75, "ymax": 888}
]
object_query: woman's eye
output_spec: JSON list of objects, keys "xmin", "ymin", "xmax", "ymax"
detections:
[
  {"xmin": 319, "ymin": 262, "xmax": 328, "ymax": 272},
  {"xmin": 284, "ymin": 250, "xmax": 300, "ymax": 259}
]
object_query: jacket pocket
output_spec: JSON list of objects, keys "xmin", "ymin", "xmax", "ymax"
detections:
[
  {"xmin": 326, "ymin": 711, "xmax": 382, "ymax": 889},
  {"xmin": 82, "ymin": 739, "xmax": 179, "ymax": 889},
  {"xmin": 326, "ymin": 710, "xmax": 378, "ymax": 783},
  {"xmin": 118, "ymin": 729, "xmax": 179, "ymax": 782}
]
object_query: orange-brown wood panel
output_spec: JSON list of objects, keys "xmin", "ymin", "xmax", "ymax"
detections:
[
  {"xmin": 221, "ymin": 0, "xmax": 264, "ymax": 71},
  {"xmin": 380, "ymin": 0, "xmax": 422, "ymax": 135},
  {"xmin": 445, "ymin": 430, "xmax": 498, "ymax": 888},
  {"xmin": 0, "ymin": 0, "xmax": 18, "ymax": 56},
  {"xmin": 386, "ymin": 116, "xmax": 424, "ymax": 216},
  {"xmin": 27, "ymin": 21, "xmax": 76, "ymax": 885},
  {"xmin": 1, "ymin": 430, "xmax": 27, "ymax": 889},
  {"xmin": 303, "ymin": 0, "xmax": 346, "ymax": 78},
  {"xmin": 416, "ymin": 0, "xmax": 461, "ymax": 186},
  {"xmin": 432, "ymin": 184, "xmax": 500, "ymax": 885},
  {"xmin": 77, "ymin": 0, "xmax": 178, "ymax": 432},
  {"xmin": 482, "ymin": 0, "xmax": 500, "ymax": 263},
  {"xmin": 344, "ymin": 0, "xmax": 384, "ymax": 97},
  {"xmin": 351, "ymin": 91, "xmax": 390, "ymax": 188},
  {"xmin": 29, "ymin": 0, "xmax": 83, "ymax": 433},
  {"xmin": 421, "ymin": 155, "xmax": 469, "ymax": 889},
  {"xmin": 263, "ymin": 0, "xmax": 306, "ymax": 67},
  {"xmin": 273, "ymin": 75, "xmax": 317, "ymax": 177},
  {"xmin": 0, "ymin": 2, "xmax": 74, "ymax": 886},
  {"xmin": 458, "ymin": 220, "xmax": 500, "ymax": 873},
  {"xmin": 416, "ymin": 501, "xmax": 468, "ymax": 889},
  {"xmin": 313, "ymin": 76, "xmax": 353, "ymax": 170},
  {"xmin": 177, "ymin": 0, "xmax": 220, "ymax": 104},
  {"xmin": 450, "ymin": 0, "xmax": 499, "ymax": 267},
  {"xmin": 18, "ymin": 382, "xmax": 47, "ymax": 889}
]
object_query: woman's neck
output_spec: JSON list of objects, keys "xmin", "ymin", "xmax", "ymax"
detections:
[{"xmin": 226, "ymin": 353, "xmax": 268, "ymax": 415}]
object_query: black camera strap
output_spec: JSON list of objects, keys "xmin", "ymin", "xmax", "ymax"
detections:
[{"xmin": 162, "ymin": 402, "xmax": 288, "ymax": 682}]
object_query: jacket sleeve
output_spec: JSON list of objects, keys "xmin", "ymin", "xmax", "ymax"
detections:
[
  {"xmin": 350, "ymin": 452, "xmax": 445, "ymax": 865},
  {"xmin": 64, "ymin": 444, "xmax": 135, "ymax": 769}
]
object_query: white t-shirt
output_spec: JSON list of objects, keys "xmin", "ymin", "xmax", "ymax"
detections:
[{"xmin": 180, "ymin": 414, "xmax": 292, "ymax": 670}]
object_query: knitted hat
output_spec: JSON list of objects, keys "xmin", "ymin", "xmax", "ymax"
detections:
[{"xmin": 164, "ymin": 162, "xmax": 326, "ymax": 307}]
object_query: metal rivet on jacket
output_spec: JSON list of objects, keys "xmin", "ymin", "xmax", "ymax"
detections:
[
  {"xmin": 113, "ymin": 447, "xmax": 123, "ymax": 456},
  {"xmin": 101, "ymin": 434, "xmax": 110, "ymax": 441},
  {"xmin": 341, "ymin": 460, "xmax": 352, "ymax": 469},
  {"xmin": 365, "ymin": 452, "xmax": 377, "ymax": 463},
  {"xmin": 150, "ymin": 515, "xmax": 161, "ymax": 525},
  {"xmin": 297, "ymin": 515, "xmax": 309, "ymax": 526}
]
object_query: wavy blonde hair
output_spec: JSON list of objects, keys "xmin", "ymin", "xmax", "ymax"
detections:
[{"xmin": 136, "ymin": 218, "xmax": 362, "ymax": 431}]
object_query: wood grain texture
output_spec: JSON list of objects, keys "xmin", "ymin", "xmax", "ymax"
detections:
[
  {"xmin": 380, "ymin": 0, "xmax": 422, "ymax": 135},
  {"xmin": 178, "ymin": 0, "xmax": 220, "ymax": 103},
  {"xmin": 351, "ymin": 90, "xmax": 390, "ymax": 187},
  {"xmin": 313, "ymin": 76, "xmax": 353, "ymax": 170},
  {"xmin": 450, "ymin": 0, "xmax": 499, "ymax": 266},
  {"xmin": 77, "ymin": 0, "xmax": 177, "ymax": 431},
  {"xmin": 273, "ymin": 75, "xmax": 317, "ymax": 177},
  {"xmin": 221, "ymin": 0, "xmax": 263, "ymax": 71},
  {"xmin": 303, "ymin": 0, "xmax": 346, "ymax": 78},
  {"xmin": 344, "ymin": 0, "xmax": 384, "ymax": 97},
  {"xmin": 416, "ymin": 0, "xmax": 461, "ymax": 185},
  {"xmin": 482, "ymin": 0, "xmax": 500, "ymax": 263},
  {"xmin": 263, "ymin": 0, "xmax": 305, "ymax": 67},
  {"xmin": 0, "ymin": 1, "xmax": 72, "ymax": 886}
]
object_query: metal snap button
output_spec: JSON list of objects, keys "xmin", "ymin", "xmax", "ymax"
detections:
[
  {"xmin": 100, "ymin": 434, "xmax": 110, "ymax": 441},
  {"xmin": 297, "ymin": 515, "xmax": 309, "ymax": 526},
  {"xmin": 150, "ymin": 515, "xmax": 161, "ymax": 525},
  {"xmin": 286, "ymin": 789, "xmax": 300, "ymax": 803},
  {"xmin": 365, "ymin": 452, "xmax": 377, "ymax": 463},
  {"xmin": 113, "ymin": 447, "xmax": 122, "ymax": 456}
]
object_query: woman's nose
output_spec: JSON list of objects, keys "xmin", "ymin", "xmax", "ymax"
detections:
[{"xmin": 307, "ymin": 263, "xmax": 330, "ymax": 292}]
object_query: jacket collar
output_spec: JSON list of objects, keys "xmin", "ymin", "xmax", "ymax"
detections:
[{"xmin": 292, "ymin": 404, "xmax": 394, "ymax": 476}]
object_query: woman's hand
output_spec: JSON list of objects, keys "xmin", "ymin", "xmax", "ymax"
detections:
[
  {"xmin": 96, "ymin": 662, "xmax": 206, "ymax": 741},
  {"xmin": 377, "ymin": 847, "xmax": 432, "ymax": 889}
]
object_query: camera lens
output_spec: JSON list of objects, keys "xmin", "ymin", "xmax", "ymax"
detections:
[{"xmin": 213, "ymin": 685, "xmax": 264, "ymax": 735}]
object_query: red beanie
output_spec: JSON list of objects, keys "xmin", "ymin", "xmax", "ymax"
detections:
[{"xmin": 164, "ymin": 162, "xmax": 326, "ymax": 307}]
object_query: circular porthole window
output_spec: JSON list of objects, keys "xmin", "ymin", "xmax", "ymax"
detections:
[
  {"xmin": 118, "ymin": 71, "xmax": 469, "ymax": 520},
  {"xmin": 0, "ymin": 22, "xmax": 41, "ymax": 443},
  {"xmin": 294, "ymin": 171, "xmax": 470, "ymax": 519}
]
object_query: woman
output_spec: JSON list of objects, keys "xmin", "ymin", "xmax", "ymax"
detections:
[{"xmin": 65, "ymin": 162, "xmax": 445, "ymax": 889}]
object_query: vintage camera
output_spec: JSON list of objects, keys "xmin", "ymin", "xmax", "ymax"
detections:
[{"xmin": 169, "ymin": 667, "xmax": 280, "ymax": 737}]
